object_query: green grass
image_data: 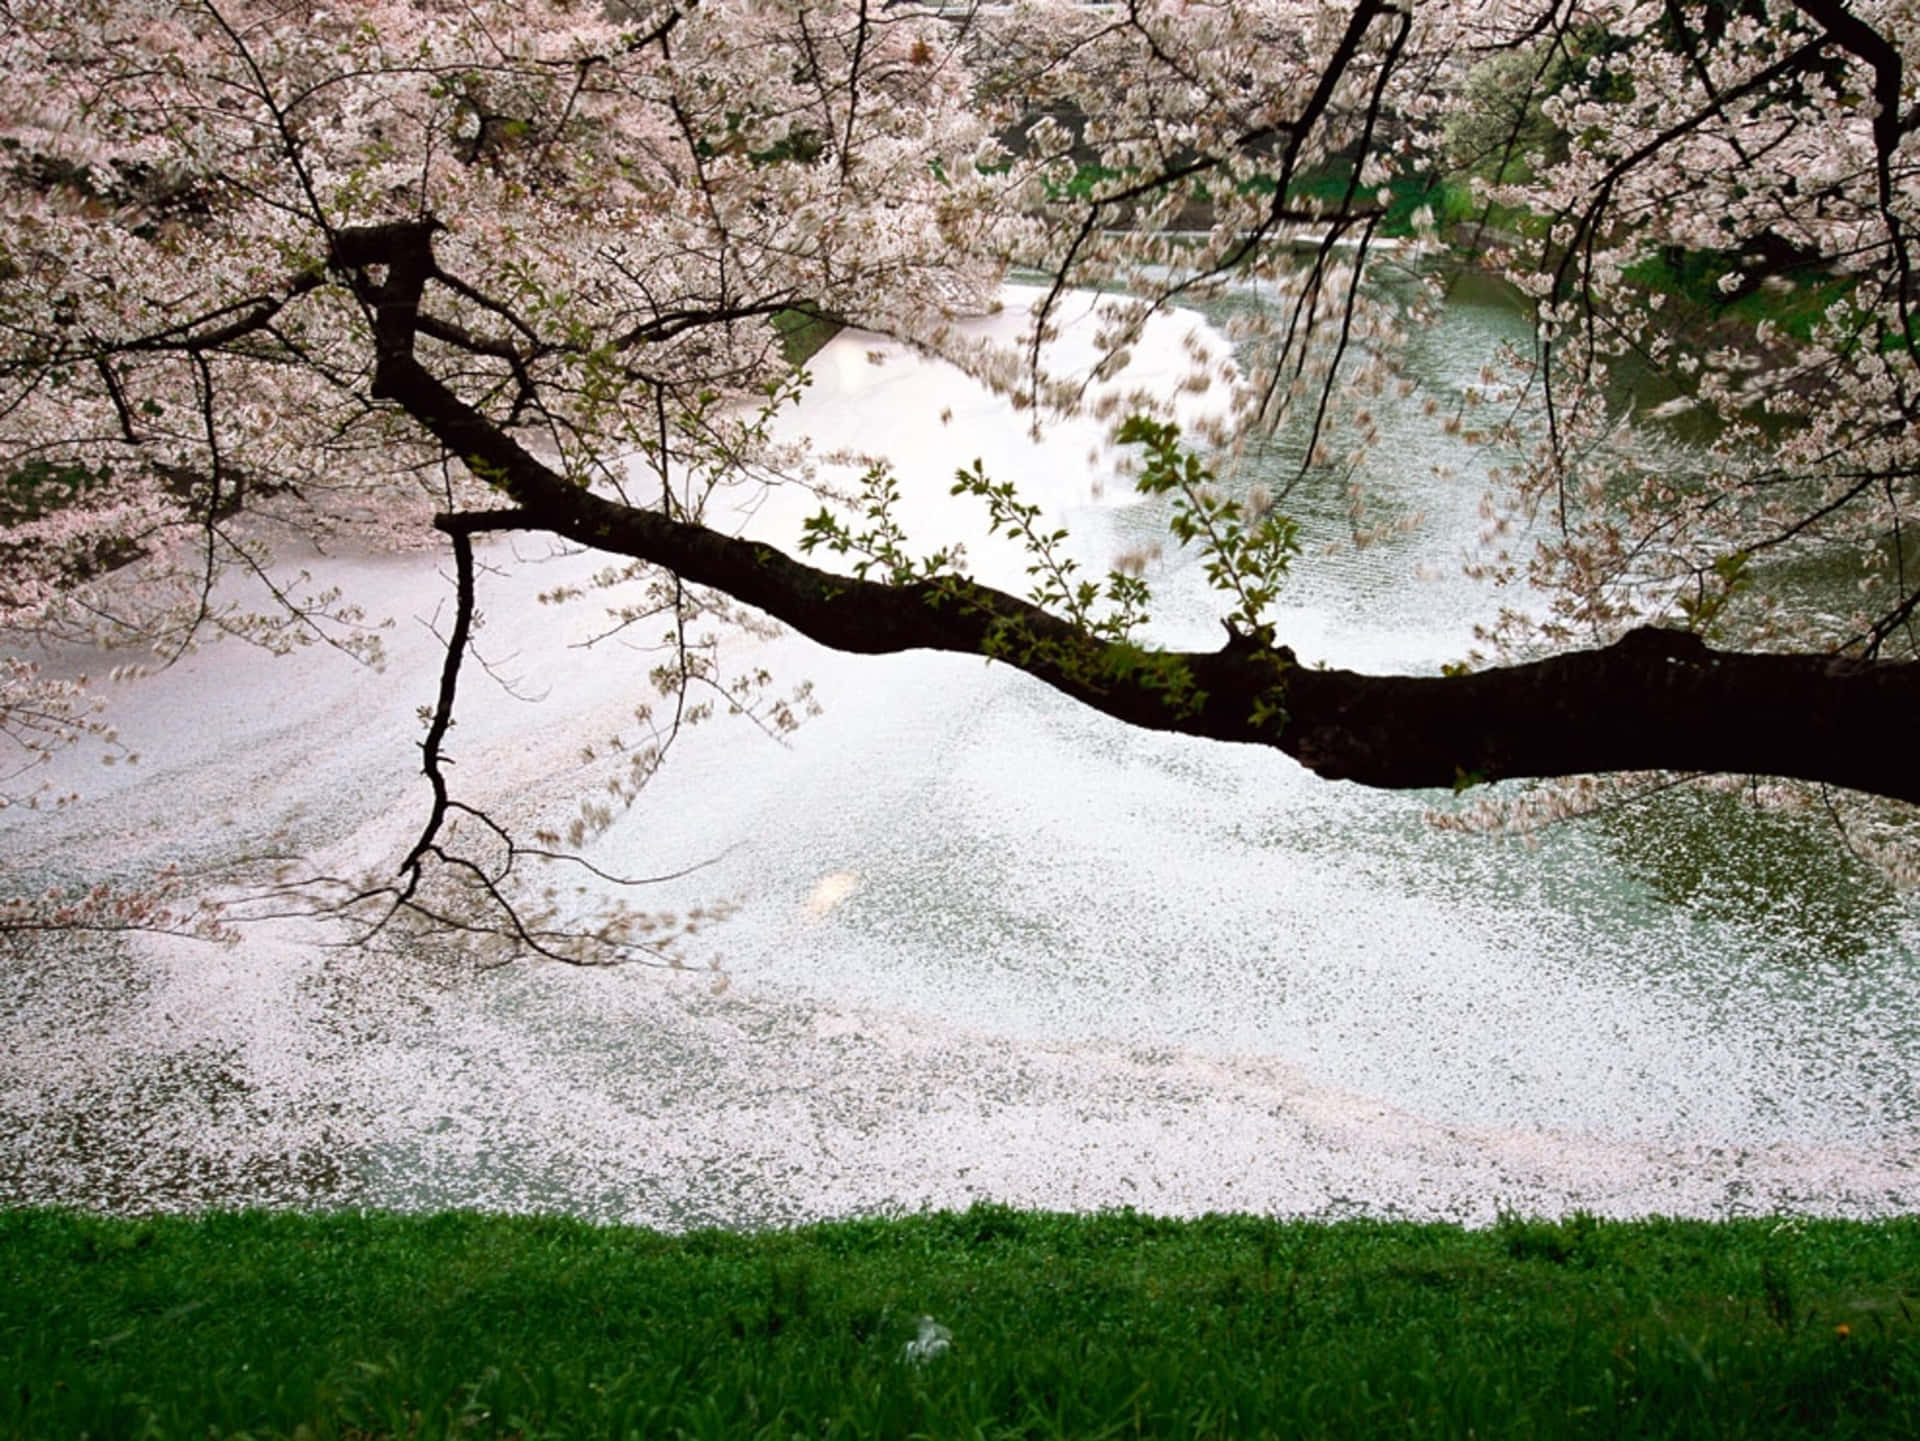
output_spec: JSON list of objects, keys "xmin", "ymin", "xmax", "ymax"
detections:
[{"xmin": 3, "ymin": 1207, "xmax": 1918, "ymax": 1437}]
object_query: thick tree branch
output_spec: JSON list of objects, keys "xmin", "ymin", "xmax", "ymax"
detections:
[
  {"xmin": 497, "ymin": 466, "xmax": 1920, "ymax": 802},
  {"xmin": 332, "ymin": 220, "xmax": 1920, "ymax": 807}
]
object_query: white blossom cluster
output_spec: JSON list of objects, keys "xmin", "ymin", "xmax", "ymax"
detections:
[{"xmin": 4, "ymin": 0, "xmax": 1918, "ymax": 939}]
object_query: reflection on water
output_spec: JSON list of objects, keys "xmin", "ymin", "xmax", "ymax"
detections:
[
  {"xmin": 0, "ymin": 281, "xmax": 1915, "ymax": 1226},
  {"xmin": 1602, "ymin": 790, "xmax": 1901, "ymax": 963}
]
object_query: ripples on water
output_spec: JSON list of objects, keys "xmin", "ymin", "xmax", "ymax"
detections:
[{"xmin": 1, "ymin": 283, "xmax": 1914, "ymax": 1226}]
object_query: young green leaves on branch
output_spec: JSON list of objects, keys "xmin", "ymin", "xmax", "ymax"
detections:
[
  {"xmin": 799, "ymin": 462, "xmax": 964, "ymax": 589},
  {"xmin": 792, "ymin": 416, "xmax": 1305, "ymax": 730},
  {"xmin": 1116, "ymin": 417, "xmax": 1301, "ymax": 642},
  {"xmin": 800, "ymin": 416, "xmax": 1301, "ymax": 652},
  {"xmin": 950, "ymin": 458, "xmax": 1150, "ymax": 644}
]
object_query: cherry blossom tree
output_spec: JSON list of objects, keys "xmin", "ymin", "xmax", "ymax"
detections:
[{"xmin": 1, "ymin": 0, "xmax": 1916, "ymax": 954}]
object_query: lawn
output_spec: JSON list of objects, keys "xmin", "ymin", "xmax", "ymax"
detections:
[{"xmin": 4, "ymin": 1206, "xmax": 1917, "ymax": 1437}]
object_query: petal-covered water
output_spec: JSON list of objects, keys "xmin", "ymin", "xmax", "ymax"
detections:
[{"xmin": 3, "ymin": 285, "xmax": 1915, "ymax": 1226}]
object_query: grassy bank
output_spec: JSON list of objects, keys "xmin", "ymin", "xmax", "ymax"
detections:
[
  {"xmin": 4, "ymin": 1207, "xmax": 1918, "ymax": 1438},
  {"xmin": 772, "ymin": 308, "xmax": 842, "ymax": 369}
]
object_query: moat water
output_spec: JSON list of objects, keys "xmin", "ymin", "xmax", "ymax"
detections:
[{"xmin": 3, "ymin": 282, "xmax": 1914, "ymax": 1226}]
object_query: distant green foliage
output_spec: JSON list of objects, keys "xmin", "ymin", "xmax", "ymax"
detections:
[
  {"xmin": 4, "ymin": 1207, "xmax": 1918, "ymax": 1438},
  {"xmin": 772, "ymin": 308, "xmax": 841, "ymax": 369},
  {"xmin": 1621, "ymin": 250, "xmax": 1858, "ymax": 343},
  {"xmin": 0, "ymin": 458, "xmax": 108, "ymax": 524},
  {"xmin": 1441, "ymin": 44, "xmax": 1578, "ymax": 186},
  {"xmin": 1043, "ymin": 158, "xmax": 1477, "ymax": 239},
  {"xmin": 1281, "ymin": 165, "xmax": 1481, "ymax": 238},
  {"xmin": 1047, "ymin": 162, "xmax": 1126, "ymax": 202},
  {"xmin": 0, "ymin": 459, "xmax": 148, "ymax": 583}
]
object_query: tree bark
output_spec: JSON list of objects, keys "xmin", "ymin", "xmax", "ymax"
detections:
[
  {"xmin": 458, "ymin": 492, "xmax": 1920, "ymax": 803},
  {"xmin": 346, "ymin": 221, "xmax": 1920, "ymax": 807}
]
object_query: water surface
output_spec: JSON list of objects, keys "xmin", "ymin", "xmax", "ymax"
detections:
[{"xmin": 2, "ymin": 283, "xmax": 1913, "ymax": 1226}]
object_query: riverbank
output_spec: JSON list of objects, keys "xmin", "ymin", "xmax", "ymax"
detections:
[{"xmin": 6, "ymin": 1206, "xmax": 1916, "ymax": 1437}]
